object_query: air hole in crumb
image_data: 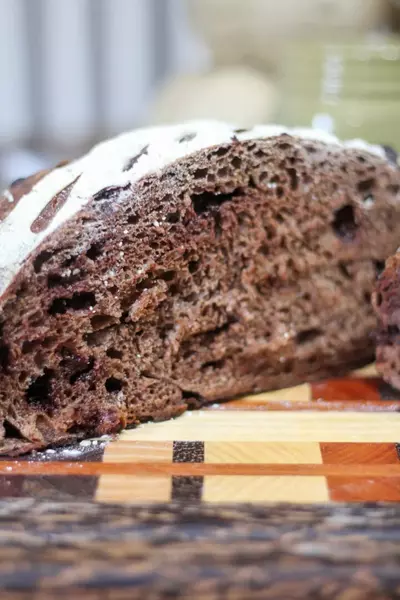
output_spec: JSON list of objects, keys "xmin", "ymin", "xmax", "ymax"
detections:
[
  {"xmin": 286, "ymin": 168, "xmax": 299, "ymax": 190},
  {"xmin": 69, "ymin": 357, "xmax": 95, "ymax": 385},
  {"xmin": 33, "ymin": 250, "xmax": 53, "ymax": 273},
  {"xmin": 276, "ymin": 186, "xmax": 284, "ymax": 198},
  {"xmin": 127, "ymin": 214, "xmax": 139, "ymax": 225},
  {"xmin": 364, "ymin": 291, "xmax": 371, "ymax": 303},
  {"xmin": 93, "ymin": 185, "xmax": 125, "ymax": 202},
  {"xmin": 166, "ymin": 211, "xmax": 180, "ymax": 223},
  {"xmin": 214, "ymin": 212, "xmax": 223, "ymax": 237},
  {"xmin": 3, "ymin": 420, "xmax": 24, "ymax": 440},
  {"xmin": 188, "ymin": 261, "xmax": 199, "ymax": 274},
  {"xmin": 214, "ymin": 146, "xmax": 229, "ymax": 157},
  {"xmin": 201, "ymin": 359, "xmax": 225, "ymax": 371},
  {"xmin": 332, "ymin": 204, "xmax": 357, "ymax": 241},
  {"xmin": 159, "ymin": 270, "xmax": 176, "ymax": 282},
  {"xmin": 47, "ymin": 274, "xmax": 64, "ymax": 288},
  {"xmin": 90, "ymin": 314, "xmax": 115, "ymax": 331},
  {"xmin": 62, "ymin": 255, "xmax": 77, "ymax": 268},
  {"xmin": 0, "ymin": 344, "xmax": 10, "ymax": 372},
  {"xmin": 296, "ymin": 328, "xmax": 322, "ymax": 345},
  {"xmin": 305, "ymin": 145, "xmax": 317, "ymax": 154},
  {"xmin": 106, "ymin": 348, "xmax": 123, "ymax": 359},
  {"xmin": 22, "ymin": 340, "xmax": 40, "ymax": 354},
  {"xmin": 47, "ymin": 270, "xmax": 83, "ymax": 288},
  {"xmin": 42, "ymin": 336, "xmax": 57, "ymax": 349},
  {"xmin": 105, "ymin": 377, "xmax": 123, "ymax": 393},
  {"xmin": 357, "ymin": 178, "xmax": 375, "ymax": 194},
  {"xmin": 194, "ymin": 167, "xmax": 208, "ymax": 180},
  {"xmin": 283, "ymin": 360, "xmax": 294, "ymax": 374},
  {"xmin": 192, "ymin": 188, "xmax": 242, "ymax": 215},
  {"xmin": 181, "ymin": 389, "xmax": 203, "ymax": 408},
  {"xmin": 248, "ymin": 175, "xmax": 257, "ymax": 188},
  {"xmin": 388, "ymin": 184, "xmax": 400, "ymax": 195},
  {"xmin": 376, "ymin": 292, "xmax": 383, "ymax": 307},
  {"xmin": 185, "ymin": 292, "xmax": 198, "ymax": 303},
  {"xmin": 387, "ymin": 324, "xmax": 400, "ymax": 336},
  {"xmin": 375, "ymin": 261, "xmax": 385, "ymax": 276},
  {"xmin": 49, "ymin": 291, "xmax": 96, "ymax": 315},
  {"xmin": 339, "ymin": 262, "xmax": 352, "ymax": 279},
  {"xmin": 26, "ymin": 369, "xmax": 54, "ymax": 408},
  {"xmin": 231, "ymin": 156, "xmax": 242, "ymax": 169},
  {"xmin": 86, "ymin": 243, "xmax": 103, "ymax": 260}
]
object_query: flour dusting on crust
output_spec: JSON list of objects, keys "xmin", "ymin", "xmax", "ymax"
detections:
[{"xmin": 0, "ymin": 120, "xmax": 387, "ymax": 298}]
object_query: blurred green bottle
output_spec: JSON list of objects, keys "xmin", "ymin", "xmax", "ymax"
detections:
[{"xmin": 277, "ymin": 35, "xmax": 400, "ymax": 148}]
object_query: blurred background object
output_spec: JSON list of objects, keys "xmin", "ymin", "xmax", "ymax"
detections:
[{"xmin": 0, "ymin": 0, "xmax": 399, "ymax": 187}]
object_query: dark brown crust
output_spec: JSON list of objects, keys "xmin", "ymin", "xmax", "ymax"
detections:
[
  {"xmin": 0, "ymin": 500, "xmax": 399, "ymax": 599},
  {"xmin": 0, "ymin": 170, "xmax": 51, "ymax": 223},
  {"xmin": 0, "ymin": 160, "xmax": 70, "ymax": 224},
  {"xmin": 1, "ymin": 136, "xmax": 400, "ymax": 454}
]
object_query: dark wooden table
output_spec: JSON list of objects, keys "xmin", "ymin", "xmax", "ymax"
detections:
[{"xmin": 0, "ymin": 500, "xmax": 399, "ymax": 599}]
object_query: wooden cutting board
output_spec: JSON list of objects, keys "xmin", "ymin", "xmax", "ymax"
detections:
[
  {"xmin": 0, "ymin": 363, "xmax": 400, "ymax": 598},
  {"xmin": 0, "ymin": 363, "xmax": 399, "ymax": 504}
]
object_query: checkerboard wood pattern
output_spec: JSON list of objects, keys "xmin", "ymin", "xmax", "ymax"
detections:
[{"xmin": 1, "ymin": 364, "xmax": 399, "ymax": 504}]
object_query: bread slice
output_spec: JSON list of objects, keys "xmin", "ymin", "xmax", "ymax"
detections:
[
  {"xmin": 374, "ymin": 144, "xmax": 400, "ymax": 390},
  {"xmin": 1, "ymin": 121, "xmax": 399, "ymax": 454}
]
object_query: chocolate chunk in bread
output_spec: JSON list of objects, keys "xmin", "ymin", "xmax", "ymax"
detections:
[{"xmin": 1, "ymin": 121, "xmax": 400, "ymax": 455}]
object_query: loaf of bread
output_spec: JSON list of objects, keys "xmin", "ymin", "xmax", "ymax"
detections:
[{"xmin": 1, "ymin": 121, "xmax": 400, "ymax": 455}]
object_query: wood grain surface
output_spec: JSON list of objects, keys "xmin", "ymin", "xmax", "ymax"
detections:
[
  {"xmin": 0, "ymin": 364, "xmax": 398, "ymax": 505},
  {"xmin": 0, "ymin": 364, "xmax": 399, "ymax": 598},
  {"xmin": 0, "ymin": 500, "xmax": 399, "ymax": 599}
]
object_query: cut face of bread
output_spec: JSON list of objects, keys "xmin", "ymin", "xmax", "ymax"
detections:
[{"xmin": 0, "ymin": 121, "xmax": 399, "ymax": 455}]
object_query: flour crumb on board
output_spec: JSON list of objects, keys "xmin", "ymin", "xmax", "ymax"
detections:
[{"xmin": 30, "ymin": 434, "xmax": 115, "ymax": 461}]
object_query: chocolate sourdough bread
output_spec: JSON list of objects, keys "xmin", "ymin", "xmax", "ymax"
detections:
[{"xmin": 1, "ymin": 121, "xmax": 400, "ymax": 454}]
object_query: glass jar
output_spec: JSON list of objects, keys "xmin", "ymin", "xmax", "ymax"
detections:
[{"xmin": 277, "ymin": 35, "xmax": 400, "ymax": 148}]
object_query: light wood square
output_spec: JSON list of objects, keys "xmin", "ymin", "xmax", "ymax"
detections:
[
  {"xmin": 205, "ymin": 442, "xmax": 322, "ymax": 464},
  {"xmin": 102, "ymin": 440, "xmax": 173, "ymax": 463},
  {"xmin": 124, "ymin": 412, "xmax": 400, "ymax": 443},
  {"xmin": 240, "ymin": 383, "xmax": 311, "ymax": 404},
  {"xmin": 96, "ymin": 475, "xmax": 171, "ymax": 503},
  {"xmin": 203, "ymin": 475, "xmax": 329, "ymax": 504}
]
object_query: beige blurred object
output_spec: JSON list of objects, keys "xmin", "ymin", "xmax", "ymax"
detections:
[
  {"xmin": 186, "ymin": 0, "xmax": 391, "ymax": 72},
  {"xmin": 148, "ymin": 66, "xmax": 278, "ymax": 126},
  {"xmin": 150, "ymin": 0, "xmax": 392, "ymax": 126}
]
